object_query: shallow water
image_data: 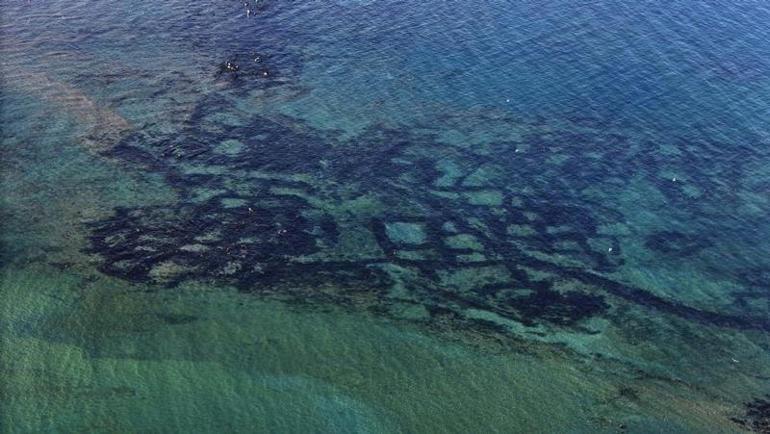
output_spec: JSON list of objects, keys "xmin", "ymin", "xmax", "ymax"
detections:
[{"xmin": 2, "ymin": 1, "xmax": 770, "ymax": 432}]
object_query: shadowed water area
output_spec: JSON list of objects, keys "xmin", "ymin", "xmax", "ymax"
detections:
[{"xmin": 2, "ymin": 1, "xmax": 770, "ymax": 433}]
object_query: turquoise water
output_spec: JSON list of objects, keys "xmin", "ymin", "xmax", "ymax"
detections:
[{"xmin": 2, "ymin": 1, "xmax": 770, "ymax": 432}]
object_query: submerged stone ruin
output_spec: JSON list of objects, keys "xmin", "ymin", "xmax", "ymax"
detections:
[{"xmin": 84, "ymin": 44, "xmax": 770, "ymax": 339}]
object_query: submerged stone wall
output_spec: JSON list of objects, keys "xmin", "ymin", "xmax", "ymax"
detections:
[{"xmin": 85, "ymin": 43, "xmax": 770, "ymax": 339}]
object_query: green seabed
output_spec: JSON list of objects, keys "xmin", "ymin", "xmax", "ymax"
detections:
[{"xmin": 1, "ymin": 266, "xmax": 762, "ymax": 434}]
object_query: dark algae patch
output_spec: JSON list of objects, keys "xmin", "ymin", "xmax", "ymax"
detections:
[
  {"xmin": 644, "ymin": 230, "xmax": 712, "ymax": 257},
  {"xmin": 84, "ymin": 53, "xmax": 770, "ymax": 336},
  {"xmin": 733, "ymin": 395, "xmax": 770, "ymax": 433}
]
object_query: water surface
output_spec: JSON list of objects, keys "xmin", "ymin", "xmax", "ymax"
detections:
[{"xmin": 2, "ymin": 1, "xmax": 770, "ymax": 432}]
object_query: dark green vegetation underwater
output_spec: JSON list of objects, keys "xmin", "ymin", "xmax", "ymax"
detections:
[{"xmin": 2, "ymin": 0, "xmax": 770, "ymax": 432}]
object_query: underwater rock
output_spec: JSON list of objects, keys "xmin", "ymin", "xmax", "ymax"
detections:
[
  {"xmin": 216, "ymin": 52, "xmax": 288, "ymax": 87},
  {"xmin": 644, "ymin": 230, "xmax": 712, "ymax": 257},
  {"xmin": 221, "ymin": 61, "xmax": 239, "ymax": 73},
  {"xmin": 731, "ymin": 395, "xmax": 770, "ymax": 433},
  {"xmin": 85, "ymin": 91, "xmax": 770, "ymax": 337},
  {"xmin": 503, "ymin": 289, "xmax": 609, "ymax": 326}
]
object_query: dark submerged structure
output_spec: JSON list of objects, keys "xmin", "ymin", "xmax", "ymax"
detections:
[{"xmin": 85, "ymin": 43, "xmax": 770, "ymax": 338}]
